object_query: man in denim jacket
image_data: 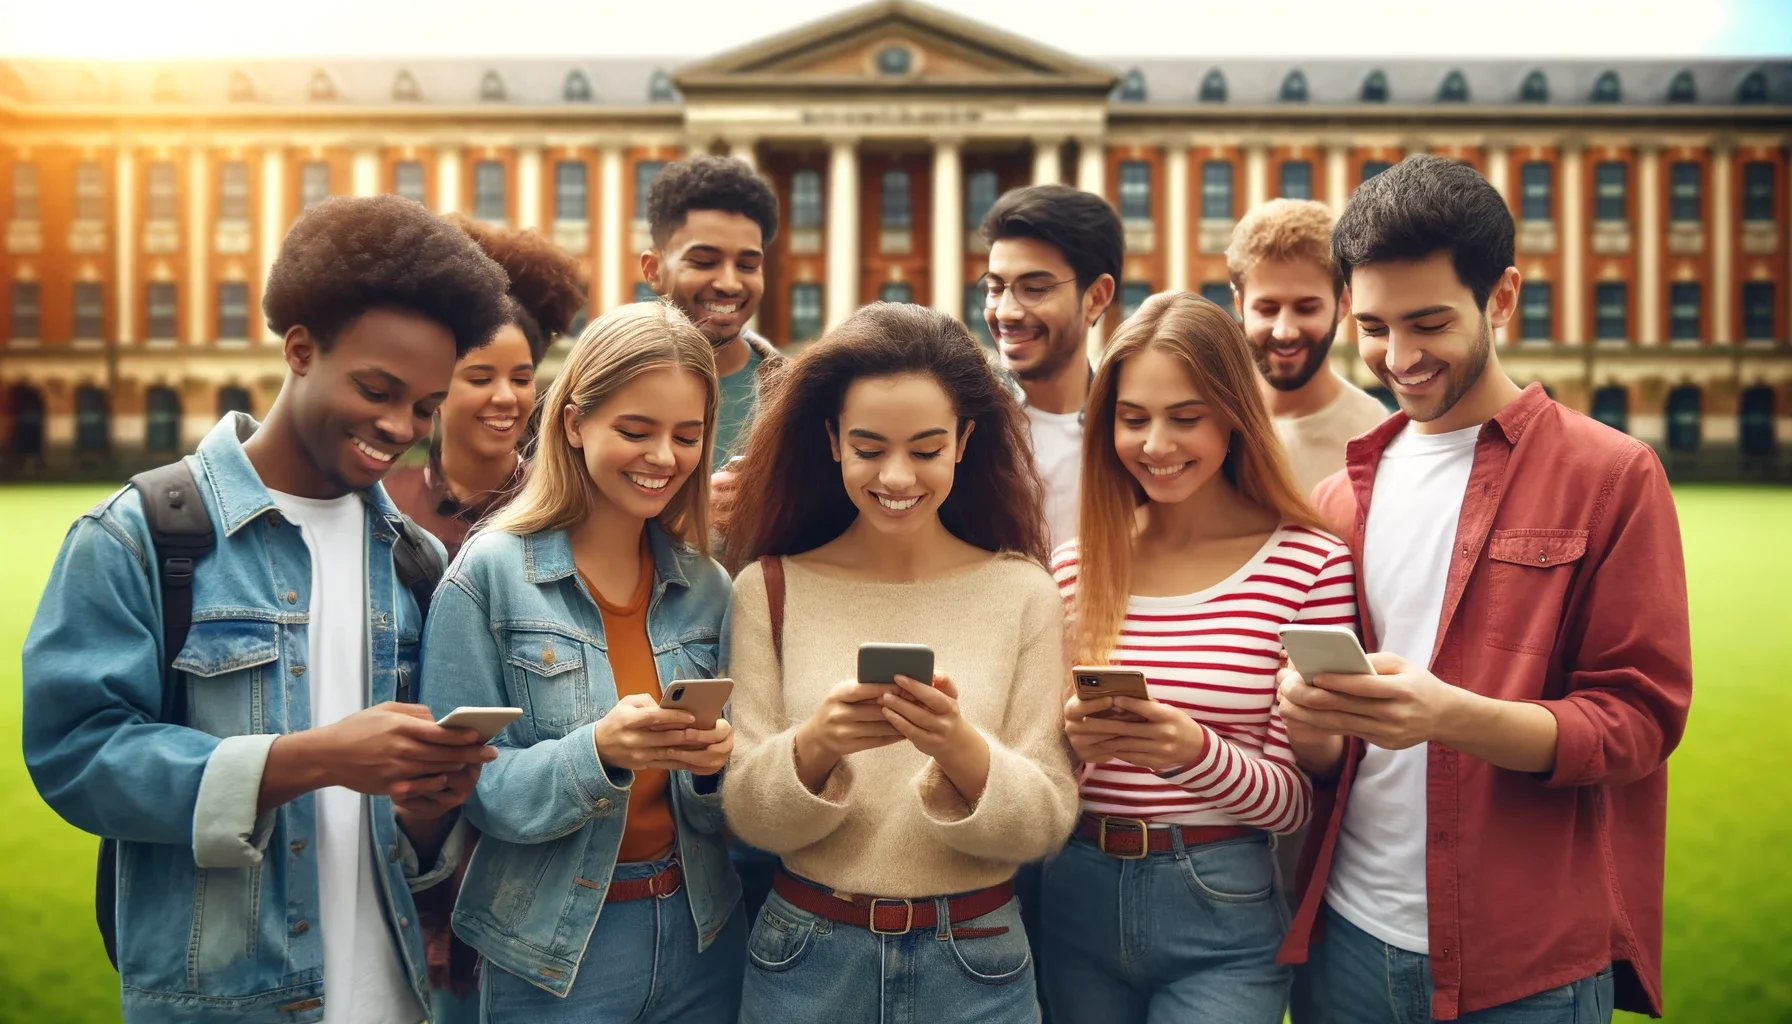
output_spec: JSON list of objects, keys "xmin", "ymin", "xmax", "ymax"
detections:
[{"xmin": 23, "ymin": 195, "xmax": 512, "ymax": 1023}]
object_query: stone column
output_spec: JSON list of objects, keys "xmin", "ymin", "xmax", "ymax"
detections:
[
  {"xmin": 826, "ymin": 137, "xmax": 861, "ymax": 329},
  {"xmin": 1325, "ymin": 142, "xmax": 1348, "ymax": 217},
  {"xmin": 1166, "ymin": 144, "xmax": 1190, "ymax": 291},
  {"xmin": 436, "ymin": 146, "xmax": 462, "ymax": 216},
  {"xmin": 517, "ymin": 145, "xmax": 543, "ymax": 230},
  {"xmin": 1560, "ymin": 143, "xmax": 1585, "ymax": 344},
  {"xmin": 930, "ymin": 140, "xmax": 964, "ymax": 320},
  {"xmin": 1710, "ymin": 142, "xmax": 1734, "ymax": 345},
  {"xmin": 1245, "ymin": 143, "xmax": 1269, "ymax": 210},
  {"xmin": 1637, "ymin": 145, "xmax": 1662, "ymax": 346},
  {"xmin": 599, "ymin": 144, "xmax": 624, "ymax": 310},
  {"xmin": 115, "ymin": 149, "xmax": 135, "ymax": 345},
  {"xmin": 1032, "ymin": 137, "xmax": 1062, "ymax": 186},
  {"xmin": 351, "ymin": 147, "xmax": 379, "ymax": 198},
  {"xmin": 186, "ymin": 148, "xmax": 209, "ymax": 344},
  {"xmin": 1077, "ymin": 138, "xmax": 1106, "ymax": 198},
  {"xmin": 257, "ymin": 148, "xmax": 283, "ymax": 342},
  {"xmin": 1487, "ymin": 144, "xmax": 1512, "ymax": 344}
]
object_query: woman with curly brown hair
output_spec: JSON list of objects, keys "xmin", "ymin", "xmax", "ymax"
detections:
[{"xmin": 387, "ymin": 215, "xmax": 587, "ymax": 560}]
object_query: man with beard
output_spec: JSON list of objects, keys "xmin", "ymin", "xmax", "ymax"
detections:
[
  {"xmin": 979, "ymin": 184, "xmax": 1121, "ymax": 549},
  {"xmin": 1275, "ymin": 156, "xmax": 1691, "ymax": 1024},
  {"xmin": 1228, "ymin": 199, "xmax": 1389, "ymax": 494}
]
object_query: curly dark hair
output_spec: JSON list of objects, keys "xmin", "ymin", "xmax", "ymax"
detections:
[
  {"xmin": 721, "ymin": 303, "xmax": 1049, "ymax": 574},
  {"xmin": 263, "ymin": 195, "xmax": 510, "ymax": 357},
  {"xmin": 448, "ymin": 214, "xmax": 589, "ymax": 364},
  {"xmin": 647, "ymin": 154, "xmax": 779, "ymax": 249}
]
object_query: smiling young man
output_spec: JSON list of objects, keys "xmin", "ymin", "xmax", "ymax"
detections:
[
  {"xmin": 1272, "ymin": 156, "xmax": 1693, "ymax": 1024},
  {"xmin": 978, "ymin": 184, "xmax": 1122, "ymax": 549},
  {"xmin": 1228, "ymin": 199, "xmax": 1389, "ymax": 493},
  {"xmin": 24, "ymin": 195, "xmax": 512, "ymax": 1023}
]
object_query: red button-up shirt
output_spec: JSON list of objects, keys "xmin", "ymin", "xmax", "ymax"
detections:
[{"xmin": 1278, "ymin": 384, "xmax": 1692, "ymax": 1019}]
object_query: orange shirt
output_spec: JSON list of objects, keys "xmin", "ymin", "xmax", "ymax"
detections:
[{"xmin": 582, "ymin": 544, "xmax": 676, "ymax": 864}]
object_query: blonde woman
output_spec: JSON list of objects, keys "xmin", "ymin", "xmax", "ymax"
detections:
[
  {"xmin": 1045, "ymin": 292, "xmax": 1356, "ymax": 1024},
  {"xmin": 418, "ymin": 302, "xmax": 742, "ymax": 1022}
]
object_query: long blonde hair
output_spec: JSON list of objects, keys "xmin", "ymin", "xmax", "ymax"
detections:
[
  {"xmin": 1072, "ymin": 290, "xmax": 1328, "ymax": 665},
  {"xmin": 482, "ymin": 301, "xmax": 719, "ymax": 551}
]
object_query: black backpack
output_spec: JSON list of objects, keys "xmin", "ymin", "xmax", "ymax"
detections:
[{"xmin": 95, "ymin": 460, "xmax": 444, "ymax": 970}]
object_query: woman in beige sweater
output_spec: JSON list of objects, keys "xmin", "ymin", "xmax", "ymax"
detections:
[{"xmin": 720, "ymin": 303, "xmax": 1080, "ymax": 1024}]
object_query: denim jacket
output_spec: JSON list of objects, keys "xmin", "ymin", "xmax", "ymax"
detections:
[
  {"xmin": 418, "ymin": 522, "xmax": 740, "ymax": 997},
  {"xmin": 22, "ymin": 414, "xmax": 454, "ymax": 1023}
]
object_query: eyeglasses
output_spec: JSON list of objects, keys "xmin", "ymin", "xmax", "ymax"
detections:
[{"xmin": 976, "ymin": 273, "xmax": 1077, "ymax": 310}]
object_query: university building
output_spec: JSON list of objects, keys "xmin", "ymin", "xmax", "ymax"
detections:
[{"xmin": 1, "ymin": 0, "xmax": 1789, "ymax": 478}]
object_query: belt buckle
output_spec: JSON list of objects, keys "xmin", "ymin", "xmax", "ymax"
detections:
[
  {"xmin": 1097, "ymin": 816, "xmax": 1150, "ymax": 860},
  {"xmin": 649, "ymin": 865, "xmax": 680, "ymax": 898},
  {"xmin": 867, "ymin": 897, "xmax": 915, "ymax": 935}
]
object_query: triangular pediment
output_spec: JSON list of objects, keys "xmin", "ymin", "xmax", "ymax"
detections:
[{"xmin": 674, "ymin": 0, "xmax": 1117, "ymax": 96}]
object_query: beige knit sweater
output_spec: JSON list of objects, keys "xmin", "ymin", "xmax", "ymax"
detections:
[{"xmin": 722, "ymin": 553, "xmax": 1080, "ymax": 898}]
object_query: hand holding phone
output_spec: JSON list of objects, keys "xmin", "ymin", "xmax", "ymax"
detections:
[
  {"xmin": 1277, "ymin": 625, "xmax": 1375, "ymax": 683},
  {"xmin": 1071, "ymin": 666, "xmax": 1152, "ymax": 721},
  {"xmin": 434, "ymin": 706, "xmax": 524, "ymax": 744},
  {"xmin": 858, "ymin": 642, "xmax": 934, "ymax": 686},
  {"xmin": 658, "ymin": 678, "xmax": 733, "ymax": 731}
]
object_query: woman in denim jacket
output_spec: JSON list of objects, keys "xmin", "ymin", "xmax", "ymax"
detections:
[{"xmin": 419, "ymin": 301, "xmax": 744, "ymax": 1023}]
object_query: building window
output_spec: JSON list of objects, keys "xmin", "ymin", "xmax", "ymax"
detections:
[
  {"xmin": 1279, "ymin": 160, "xmax": 1313, "ymax": 200},
  {"xmin": 1593, "ymin": 161, "xmax": 1628, "ymax": 222},
  {"xmin": 394, "ymin": 160, "xmax": 426, "ymax": 204},
  {"xmin": 1668, "ymin": 282, "xmax": 1702, "ymax": 342},
  {"xmin": 1740, "ymin": 386, "xmax": 1775, "ymax": 456},
  {"xmin": 1736, "ymin": 69, "xmax": 1767, "ymax": 104},
  {"xmin": 1201, "ymin": 161, "xmax": 1233, "ymax": 220},
  {"xmin": 555, "ymin": 161, "xmax": 587, "ymax": 220},
  {"xmin": 147, "ymin": 161, "xmax": 178, "ymax": 221},
  {"xmin": 392, "ymin": 70, "xmax": 419, "ymax": 102},
  {"xmin": 146, "ymin": 385, "xmax": 181, "ymax": 452},
  {"xmin": 9, "ymin": 163, "xmax": 38, "ymax": 221},
  {"xmin": 879, "ymin": 282, "xmax": 914, "ymax": 304},
  {"xmin": 10, "ymin": 282, "xmax": 39, "ymax": 340},
  {"xmin": 1665, "ymin": 385, "xmax": 1701, "ymax": 451},
  {"xmin": 1360, "ymin": 160, "xmax": 1392, "ymax": 184},
  {"xmin": 479, "ymin": 71, "xmax": 506, "ymax": 102},
  {"xmin": 1520, "ymin": 281, "xmax": 1553, "ymax": 342},
  {"xmin": 218, "ymin": 161, "xmax": 250, "ymax": 222},
  {"xmin": 964, "ymin": 283, "xmax": 992, "ymax": 347},
  {"xmin": 1361, "ymin": 70, "xmax": 1389, "ymax": 102},
  {"xmin": 648, "ymin": 69, "xmax": 676, "ymax": 103},
  {"xmin": 75, "ymin": 162, "xmax": 107, "ymax": 221},
  {"xmin": 1667, "ymin": 162, "xmax": 1701, "ymax": 224},
  {"xmin": 1520, "ymin": 70, "xmax": 1549, "ymax": 103},
  {"xmin": 219, "ymin": 385, "xmax": 253, "ymax": 417},
  {"xmin": 790, "ymin": 169, "xmax": 823, "ymax": 230},
  {"xmin": 1520, "ymin": 161, "xmax": 1553, "ymax": 220},
  {"xmin": 73, "ymin": 281, "xmax": 103, "ymax": 339},
  {"xmin": 563, "ymin": 70, "xmax": 591, "ymax": 102},
  {"xmin": 308, "ymin": 70, "xmax": 337, "ymax": 102},
  {"xmin": 301, "ymin": 161, "xmax": 330, "ymax": 209},
  {"xmin": 1199, "ymin": 281, "xmax": 1236, "ymax": 318},
  {"xmin": 147, "ymin": 282, "xmax": 178, "ymax": 340},
  {"xmin": 965, "ymin": 169, "xmax": 998, "ymax": 232},
  {"xmin": 1438, "ymin": 70, "xmax": 1469, "ymax": 102},
  {"xmin": 1118, "ymin": 161, "xmax": 1152, "ymax": 221},
  {"xmin": 1591, "ymin": 385, "xmax": 1628, "ymax": 434},
  {"xmin": 1117, "ymin": 69, "xmax": 1146, "ymax": 102},
  {"xmin": 474, "ymin": 160, "xmax": 506, "ymax": 221},
  {"xmin": 218, "ymin": 282, "xmax": 250, "ymax": 340},
  {"xmin": 1743, "ymin": 282, "xmax": 1776, "ymax": 342},
  {"xmin": 790, "ymin": 283, "xmax": 823, "ymax": 341},
  {"xmin": 1594, "ymin": 282, "xmax": 1628, "ymax": 341},
  {"xmin": 1743, "ymin": 161, "xmax": 1775, "ymax": 221},
  {"xmin": 1666, "ymin": 69, "xmax": 1697, "ymax": 103},
  {"xmin": 1590, "ymin": 70, "xmax": 1622, "ymax": 103},
  {"xmin": 75, "ymin": 385, "xmax": 109, "ymax": 454},
  {"xmin": 1199, "ymin": 69, "xmax": 1226, "ymax": 102},
  {"xmin": 635, "ymin": 160, "xmax": 665, "ymax": 219},
  {"xmin": 1120, "ymin": 282, "xmax": 1152, "ymax": 320},
  {"xmin": 877, "ymin": 46, "xmax": 913, "ymax": 77},
  {"xmin": 633, "ymin": 282, "xmax": 657, "ymax": 303},
  {"xmin": 880, "ymin": 169, "xmax": 912, "ymax": 229},
  {"xmin": 1280, "ymin": 70, "xmax": 1308, "ymax": 102}
]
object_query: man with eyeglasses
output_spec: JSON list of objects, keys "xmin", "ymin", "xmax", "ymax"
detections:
[{"xmin": 977, "ymin": 184, "xmax": 1123, "ymax": 550}]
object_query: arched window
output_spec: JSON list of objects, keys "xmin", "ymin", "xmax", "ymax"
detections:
[
  {"xmin": 1438, "ymin": 70, "xmax": 1469, "ymax": 102},
  {"xmin": 308, "ymin": 70, "xmax": 337, "ymax": 102},
  {"xmin": 1360, "ymin": 70, "xmax": 1389, "ymax": 103},
  {"xmin": 1520, "ymin": 70, "xmax": 1549, "ymax": 103},
  {"xmin": 227, "ymin": 70, "xmax": 255, "ymax": 102},
  {"xmin": 391, "ymin": 70, "xmax": 420, "ymax": 102},
  {"xmin": 1590, "ymin": 70, "xmax": 1622, "ymax": 103},
  {"xmin": 219, "ymin": 385, "xmax": 253, "ymax": 418},
  {"xmin": 1739, "ymin": 386, "xmax": 1776, "ymax": 457},
  {"xmin": 1198, "ymin": 69, "xmax": 1226, "ymax": 103},
  {"xmin": 9, "ymin": 384, "xmax": 45, "ymax": 459},
  {"xmin": 563, "ymin": 70, "xmax": 591, "ymax": 102},
  {"xmin": 1590, "ymin": 385, "xmax": 1629, "ymax": 434},
  {"xmin": 1736, "ymin": 69, "xmax": 1768, "ymax": 104},
  {"xmin": 1666, "ymin": 69, "xmax": 1697, "ymax": 103},
  {"xmin": 648, "ymin": 69, "xmax": 677, "ymax": 103},
  {"xmin": 1665, "ymin": 385, "xmax": 1701, "ymax": 452},
  {"xmin": 146, "ymin": 385, "xmax": 181, "ymax": 452},
  {"xmin": 75, "ymin": 385, "xmax": 109, "ymax": 455},
  {"xmin": 480, "ymin": 71, "xmax": 506, "ymax": 102},
  {"xmin": 1279, "ymin": 69, "xmax": 1309, "ymax": 103},
  {"xmin": 877, "ymin": 46, "xmax": 912, "ymax": 76},
  {"xmin": 1117, "ymin": 68, "xmax": 1146, "ymax": 102}
]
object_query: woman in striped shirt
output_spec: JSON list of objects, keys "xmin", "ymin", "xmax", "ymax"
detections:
[{"xmin": 1044, "ymin": 290, "xmax": 1356, "ymax": 1024}]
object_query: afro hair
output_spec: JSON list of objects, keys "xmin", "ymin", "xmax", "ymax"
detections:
[
  {"xmin": 646, "ymin": 154, "xmax": 780, "ymax": 249},
  {"xmin": 262, "ymin": 194, "xmax": 511, "ymax": 358},
  {"xmin": 448, "ymin": 214, "xmax": 589, "ymax": 363}
]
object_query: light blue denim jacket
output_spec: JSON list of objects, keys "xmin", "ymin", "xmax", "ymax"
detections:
[
  {"xmin": 22, "ymin": 414, "xmax": 456, "ymax": 1023},
  {"xmin": 418, "ymin": 522, "xmax": 741, "ymax": 997}
]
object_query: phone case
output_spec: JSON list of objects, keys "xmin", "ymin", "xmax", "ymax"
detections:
[
  {"xmin": 857, "ymin": 643, "xmax": 934, "ymax": 685},
  {"xmin": 1072, "ymin": 667, "xmax": 1151, "ymax": 719},
  {"xmin": 1278, "ymin": 626, "xmax": 1376, "ymax": 679},
  {"xmin": 660, "ymin": 679, "xmax": 732, "ymax": 730}
]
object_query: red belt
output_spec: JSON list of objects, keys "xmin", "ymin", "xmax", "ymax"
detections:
[
  {"xmin": 772, "ymin": 870, "xmax": 1014, "ymax": 938},
  {"xmin": 601, "ymin": 862, "xmax": 683, "ymax": 903},
  {"xmin": 1078, "ymin": 814, "xmax": 1253, "ymax": 859}
]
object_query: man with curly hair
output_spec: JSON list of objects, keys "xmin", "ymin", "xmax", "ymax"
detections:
[{"xmin": 23, "ymin": 195, "xmax": 513, "ymax": 1023}]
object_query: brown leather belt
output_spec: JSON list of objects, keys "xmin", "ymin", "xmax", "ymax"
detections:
[
  {"xmin": 1078, "ymin": 813, "xmax": 1253, "ymax": 859},
  {"xmin": 772, "ymin": 870, "xmax": 1014, "ymax": 938},
  {"xmin": 603, "ymin": 861, "xmax": 683, "ymax": 903}
]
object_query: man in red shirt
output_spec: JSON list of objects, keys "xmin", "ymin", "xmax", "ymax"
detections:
[{"xmin": 1276, "ymin": 154, "xmax": 1692, "ymax": 1023}]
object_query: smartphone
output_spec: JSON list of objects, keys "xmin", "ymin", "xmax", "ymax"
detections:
[
  {"xmin": 659, "ymin": 678, "xmax": 733, "ymax": 731},
  {"xmin": 857, "ymin": 642, "xmax": 934, "ymax": 686},
  {"xmin": 435, "ymin": 706, "xmax": 524, "ymax": 743},
  {"xmin": 1277, "ymin": 625, "xmax": 1376, "ymax": 682},
  {"xmin": 1071, "ymin": 666, "xmax": 1152, "ymax": 720}
]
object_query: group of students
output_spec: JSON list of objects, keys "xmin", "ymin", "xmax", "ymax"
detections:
[{"xmin": 22, "ymin": 151, "xmax": 1692, "ymax": 1024}]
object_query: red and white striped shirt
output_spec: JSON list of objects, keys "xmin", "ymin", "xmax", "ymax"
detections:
[{"xmin": 1052, "ymin": 525, "xmax": 1356, "ymax": 834}]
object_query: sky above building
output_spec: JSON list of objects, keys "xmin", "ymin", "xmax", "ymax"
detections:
[{"xmin": 2, "ymin": 0, "xmax": 1789, "ymax": 61}]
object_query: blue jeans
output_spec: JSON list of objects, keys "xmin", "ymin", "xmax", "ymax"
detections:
[
  {"xmin": 478, "ymin": 858, "xmax": 746, "ymax": 1024},
  {"xmin": 1040, "ymin": 831, "xmax": 1290, "ymax": 1024},
  {"xmin": 740, "ymin": 880, "xmax": 1039, "ymax": 1024},
  {"xmin": 1291, "ymin": 905, "xmax": 1614, "ymax": 1024}
]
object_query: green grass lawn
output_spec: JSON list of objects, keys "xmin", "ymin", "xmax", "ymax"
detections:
[{"xmin": 2, "ymin": 483, "xmax": 1790, "ymax": 1022}]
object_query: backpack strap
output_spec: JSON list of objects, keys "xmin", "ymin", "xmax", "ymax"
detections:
[
  {"xmin": 390, "ymin": 514, "xmax": 444, "ymax": 704},
  {"xmin": 128, "ymin": 461, "xmax": 216, "ymax": 717},
  {"xmin": 758, "ymin": 555, "xmax": 785, "ymax": 665}
]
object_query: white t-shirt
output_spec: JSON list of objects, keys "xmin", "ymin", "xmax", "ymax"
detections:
[
  {"xmin": 1273, "ymin": 380, "xmax": 1391, "ymax": 494},
  {"xmin": 1025, "ymin": 405, "xmax": 1082, "ymax": 552},
  {"xmin": 1322, "ymin": 422, "xmax": 1479, "ymax": 955},
  {"xmin": 267, "ymin": 490, "xmax": 423, "ymax": 1024}
]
